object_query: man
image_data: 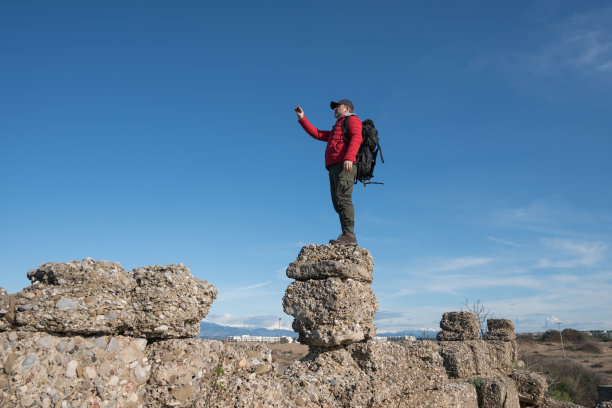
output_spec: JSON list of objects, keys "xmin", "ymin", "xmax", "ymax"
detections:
[{"xmin": 295, "ymin": 99, "xmax": 363, "ymax": 246}]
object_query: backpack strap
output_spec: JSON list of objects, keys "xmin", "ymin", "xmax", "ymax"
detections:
[
  {"xmin": 341, "ymin": 114, "xmax": 356, "ymax": 144},
  {"xmin": 377, "ymin": 139, "xmax": 384, "ymax": 164}
]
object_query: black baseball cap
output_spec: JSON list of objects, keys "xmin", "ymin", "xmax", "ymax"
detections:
[{"xmin": 330, "ymin": 99, "xmax": 354, "ymax": 110}]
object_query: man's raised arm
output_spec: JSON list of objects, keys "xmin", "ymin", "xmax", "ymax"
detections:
[{"xmin": 295, "ymin": 105, "xmax": 331, "ymax": 142}]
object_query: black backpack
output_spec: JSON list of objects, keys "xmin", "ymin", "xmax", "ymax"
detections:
[{"xmin": 342, "ymin": 116, "xmax": 384, "ymax": 186}]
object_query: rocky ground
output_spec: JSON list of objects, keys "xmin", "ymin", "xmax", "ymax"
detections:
[
  {"xmin": 3, "ymin": 247, "xmax": 612, "ymax": 407},
  {"xmin": 270, "ymin": 332, "xmax": 608, "ymax": 375},
  {"xmin": 266, "ymin": 342, "xmax": 308, "ymax": 374},
  {"xmin": 267, "ymin": 334, "xmax": 612, "ymax": 384}
]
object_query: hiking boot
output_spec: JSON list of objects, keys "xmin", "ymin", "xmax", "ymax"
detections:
[
  {"xmin": 329, "ymin": 232, "xmax": 358, "ymax": 246},
  {"xmin": 329, "ymin": 233, "xmax": 343, "ymax": 244}
]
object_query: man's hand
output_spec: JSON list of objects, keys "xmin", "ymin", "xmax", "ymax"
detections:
[
  {"xmin": 295, "ymin": 106, "xmax": 304, "ymax": 120},
  {"xmin": 343, "ymin": 160, "xmax": 353, "ymax": 172}
]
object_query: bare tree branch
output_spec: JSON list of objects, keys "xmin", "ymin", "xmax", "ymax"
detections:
[{"xmin": 461, "ymin": 298, "xmax": 494, "ymax": 338}]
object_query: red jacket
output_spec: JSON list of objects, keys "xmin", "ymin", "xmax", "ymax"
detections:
[{"xmin": 299, "ymin": 114, "xmax": 363, "ymax": 168}]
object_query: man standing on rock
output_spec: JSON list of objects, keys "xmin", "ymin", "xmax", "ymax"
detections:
[{"xmin": 295, "ymin": 99, "xmax": 363, "ymax": 246}]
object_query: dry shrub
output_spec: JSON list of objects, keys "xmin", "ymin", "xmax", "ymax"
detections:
[
  {"xmin": 561, "ymin": 329, "xmax": 591, "ymax": 344},
  {"xmin": 540, "ymin": 330, "xmax": 562, "ymax": 342},
  {"xmin": 540, "ymin": 329, "xmax": 605, "ymax": 355},
  {"xmin": 517, "ymin": 333, "xmax": 538, "ymax": 343},
  {"xmin": 540, "ymin": 328, "xmax": 590, "ymax": 344},
  {"xmin": 521, "ymin": 353, "xmax": 606, "ymax": 407},
  {"xmin": 576, "ymin": 342, "xmax": 603, "ymax": 354}
]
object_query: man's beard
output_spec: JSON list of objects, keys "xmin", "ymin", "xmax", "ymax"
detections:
[{"xmin": 334, "ymin": 111, "xmax": 341, "ymax": 118}]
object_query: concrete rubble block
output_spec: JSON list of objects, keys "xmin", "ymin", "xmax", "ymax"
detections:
[
  {"xmin": 439, "ymin": 340, "xmax": 515, "ymax": 379},
  {"xmin": 403, "ymin": 381, "xmax": 479, "ymax": 408},
  {"xmin": 282, "ymin": 341, "xmax": 451, "ymax": 407},
  {"xmin": 437, "ymin": 381, "xmax": 480, "ymax": 407},
  {"xmin": 508, "ymin": 369, "xmax": 548, "ymax": 406},
  {"xmin": 12, "ymin": 258, "xmax": 217, "ymax": 338},
  {"xmin": 348, "ymin": 340, "xmax": 450, "ymax": 404},
  {"xmin": 129, "ymin": 264, "xmax": 217, "ymax": 338},
  {"xmin": 146, "ymin": 339, "xmax": 280, "ymax": 407},
  {"xmin": 282, "ymin": 277, "xmax": 377, "ymax": 347},
  {"xmin": 15, "ymin": 258, "xmax": 136, "ymax": 335},
  {"xmin": 0, "ymin": 331, "xmax": 148, "ymax": 407},
  {"xmin": 485, "ymin": 318, "xmax": 517, "ymax": 341},
  {"xmin": 286, "ymin": 244, "xmax": 374, "ymax": 282},
  {"xmin": 437, "ymin": 311, "xmax": 481, "ymax": 341},
  {"xmin": 476, "ymin": 376, "xmax": 520, "ymax": 408},
  {"xmin": 282, "ymin": 347, "xmax": 370, "ymax": 407}
]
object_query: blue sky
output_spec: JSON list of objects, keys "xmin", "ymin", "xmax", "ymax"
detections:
[{"xmin": 1, "ymin": 1, "xmax": 611, "ymax": 334}]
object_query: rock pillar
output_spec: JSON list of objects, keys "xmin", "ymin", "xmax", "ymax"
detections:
[
  {"xmin": 282, "ymin": 244, "xmax": 378, "ymax": 348},
  {"xmin": 437, "ymin": 311, "xmax": 480, "ymax": 341},
  {"xmin": 484, "ymin": 318, "xmax": 517, "ymax": 341}
]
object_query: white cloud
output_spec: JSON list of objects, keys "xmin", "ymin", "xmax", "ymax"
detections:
[
  {"xmin": 386, "ymin": 288, "xmax": 418, "ymax": 298},
  {"xmin": 205, "ymin": 313, "xmax": 251, "ymax": 327},
  {"xmin": 420, "ymin": 273, "xmax": 544, "ymax": 295},
  {"xmin": 550, "ymin": 274, "xmax": 580, "ymax": 284},
  {"xmin": 385, "ymin": 234, "xmax": 612, "ymax": 332},
  {"xmin": 374, "ymin": 310, "xmax": 416, "ymax": 333},
  {"xmin": 487, "ymin": 236, "xmax": 522, "ymax": 247},
  {"xmin": 536, "ymin": 238, "xmax": 607, "ymax": 268},
  {"xmin": 371, "ymin": 259, "xmax": 612, "ymax": 331},
  {"xmin": 375, "ymin": 310, "xmax": 410, "ymax": 320},
  {"xmin": 550, "ymin": 9, "xmax": 612, "ymax": 73},
  {"xmin": 482, "ymin": 275, "xmax": 612, "ymax": 331},
  {"xmin": 467, "ymin": 4, "xmax": 612, "ymax": 86},
  {"xmin": 216, "ymin": 281, "xmax": 273, "ymax": 301},
  {"xmin": 496, "ymin": 199, "xmax": 591, "ymax": 233},
  {"xmin": 379, "ymin": 279, "xmax": 612, "ymax": 331},
  {"xmin": 596, "ymin": 60, "xmax": 612, "ymax": 71},
  {"xmin": 417, "ymin": 256, "xmax": 495, "ymax": 274},
  {"xmin": 398, "ymin": 256, "xmax": 499, "ymax": 296},
  {"xmin": 232, "ymin": 281, "xmax": 272, "ymax": 292},
  {"xmin": 205, "ymin": 313, "xmax": 292, "ymax": 330}
]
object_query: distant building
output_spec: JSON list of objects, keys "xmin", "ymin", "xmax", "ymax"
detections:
[
  {"xmin": 589, "ymin": 330, "xmax": 612, "ymax": 339},
  {"xmin": 225, "ymin": 335, "xmax": 291, "ymax": 343},
  {"xmin": 374, "ymin": 335, "xmax": 417, "ymax": 342}
]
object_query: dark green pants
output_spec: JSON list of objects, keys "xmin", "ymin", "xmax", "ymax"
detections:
[{"xmin": 328, "ymin": 162, "xmax": 357, "ymax": 234}]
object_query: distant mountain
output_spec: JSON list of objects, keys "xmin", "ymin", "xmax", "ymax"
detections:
[
  {"xmin": 377, "ymin": 331, "xmax": 415, "ymax": 337},
  {"xmin": 377, "ymin": 330, "xmax": 438, "ymax": 338},
  {"xmin": 197, "ymin": 323, "xmax": 435, "ymax": 340},
  {"xmin": 197, "ymin": 322, "xmax": 298, "ymax": 340}
]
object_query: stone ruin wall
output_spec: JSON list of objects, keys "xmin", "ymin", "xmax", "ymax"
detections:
[{"xmin": 0, "ymin": 246, "xmax": 597, "ymax": 408}]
